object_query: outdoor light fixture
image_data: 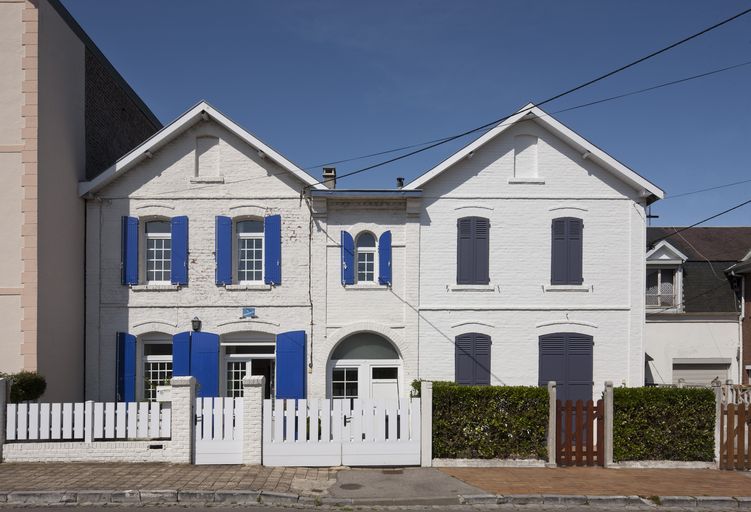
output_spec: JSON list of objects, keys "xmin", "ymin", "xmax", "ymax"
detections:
[{"xmin": 191, "ymin": 316, "xmax": 202, "ymax": 332}]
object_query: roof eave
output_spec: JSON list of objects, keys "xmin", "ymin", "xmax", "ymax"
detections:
[{"xmin": 79, "ymin": 101, "xmax": 324, "ymax": 197}]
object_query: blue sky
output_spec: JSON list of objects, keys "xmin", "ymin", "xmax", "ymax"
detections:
[{"xmin": 62, "ymin": 1, "xmax": 751, "ymax": 226}]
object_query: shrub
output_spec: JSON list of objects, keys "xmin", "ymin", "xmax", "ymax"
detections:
[
  {"xmin": 2, "ymin": 371, "xmax": 47, "ymax": 403},
  {"xmin": 415, "ymin": 380, "xmax": 548, "ymax": 460},
  {"xmin": 613, "ymin": 387, "xmax": 714, "ymax": 461}
]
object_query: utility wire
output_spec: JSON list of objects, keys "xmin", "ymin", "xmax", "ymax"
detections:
[
  {"xmin": 303, "ymin": 60, "xmax": 751, "ymax": 172},
  {"xmin": 142, "ymin": 59, "xmax": 751, "ymax": 199},
  {"xmin": 663, "ymin": 177, "xmax": 751, "ymax": 200},
  {"xmin": 302, "ymin": 7, "xmax": 751, "ymax": 189},
  {"xmin": 649, "ymin": 197, "xmax": 751, "ymax": 247}
]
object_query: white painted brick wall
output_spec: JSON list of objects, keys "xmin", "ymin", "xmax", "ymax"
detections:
[
  {"xmin": 417, "ymin": 120, "xmax": 648, "ymax": 395},
  {"xmin": 84, "ymin": 115, "xmax": 649, "ymax": 402}
]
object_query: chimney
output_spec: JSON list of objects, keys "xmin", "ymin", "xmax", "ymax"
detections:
[
  {"xmin": 396, "ymin": 177, "xmax": 404, "ymax": 189},
  {"xmin": 322, "ymin": 167, "xmax": 336, "ymax": 189}
]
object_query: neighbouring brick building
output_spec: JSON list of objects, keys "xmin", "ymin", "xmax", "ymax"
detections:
[
  {"xmin": 645, "ymin": 227, "xmax": 751, "ymax": 386},
  {"xmin": 0, "ymin": 0, "xmax": 160, "ymax": 400}
]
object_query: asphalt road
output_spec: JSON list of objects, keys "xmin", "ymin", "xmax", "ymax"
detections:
[{"xmin": 0, "ymin": 507, "xmax": 741, "ymax": 512}]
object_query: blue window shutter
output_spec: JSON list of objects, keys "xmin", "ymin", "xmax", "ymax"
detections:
[
  {"xmin": 172, "ymin": 331, "xmax": 191, "ymax": 377},
  {"xmin": 264, "ymin": 214, "xmax": 282, "ymax": 285},
  {"xmin": 276, "ymin": 330, "xmax": 306, "ymax": 399},
  {"xmin": 190, "ymin": 332, "xmax": 219, "ymax": 397},
  {"xmin": 551, "ymin": 218, "xmax": 568, "ymax": 284},
  {"xmin": 116, "ymin": 332, "xmax": 136, "ymax": 401},
  {"xmin": 121, "ymin": 216, "xmax": 139, "ymax": 285},
  {"xmin": 378, "ymin": 230, "xmax": 392, "ymax": 286},
  {"xmin": 567, "ymin": 218, "xmax": 583, "ymax": 285},
  {"xmin": 171, "ymin": 216, "xmax": 189, "ymax": 285},
  {"xmin": 340, "ymin": 231, "xmax": 355, "ymax": 285},
  {"xmin": 215, "ymin": 216, "xmax": 232, "ymax": 285}
]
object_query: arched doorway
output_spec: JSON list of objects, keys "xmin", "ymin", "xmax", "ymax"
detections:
[{"xmin": 327, "ymin": 332, "xmax": 402, "ymax": 401}]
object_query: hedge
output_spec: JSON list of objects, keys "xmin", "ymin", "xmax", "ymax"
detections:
[
  {"xmin": 0, "ymin": 371, "xmax": 46, "ymax": 403},
  {"xmin": 613, "ymin": 387, "xmax": 714, "ymax": 462},
  {"xmin": 414, "ymin": 380, "xmax": 548, "ymax": 460}
]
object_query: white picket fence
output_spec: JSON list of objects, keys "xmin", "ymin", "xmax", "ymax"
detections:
[
  {"xmin": 194, "ymin": 397, "xmax": 244, "ymax": 465},
  {"xmin": 5, "ymin": 401, "xmax": 171, "ymax": 442},
  {"xmin": 263, "ymin": 398, "xmax": 421, "ymax": 466}
]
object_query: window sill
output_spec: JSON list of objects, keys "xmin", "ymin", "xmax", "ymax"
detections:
[
  {"xmin": 508, "ymin": 177, "xmax": 545, "ymax": 184},
  {"xmin": 448, "ymin": 284, "xmax": 496, "ymax": 292},
  {"xmin": 131, "ymin": 284, "xmax": 181, "ymax": 292},
  {"xmin": 543, "ymin": 284, "xmax": 591, "ymax": 292},
  {"xmin": 344, "ymin": 283, "xmax": 388, "ymax": 290},
  {"xmin": 190, "ymin": 176, "xmax": 225, "ymax": 184},
  {"xmin": 225, "ymin": 284, "xmax": 272, "ymax": 291}
]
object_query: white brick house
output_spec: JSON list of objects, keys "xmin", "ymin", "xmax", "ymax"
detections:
[
  {"xmin": 80, "ymin": 101, "xmax": 663, "ymax": 403},
  {"xmin": 404, "ymin": 104, "xmax": 663, "ymax": 401}
]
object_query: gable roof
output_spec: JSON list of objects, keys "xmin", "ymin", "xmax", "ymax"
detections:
[
  {"xmin": 403, "ymin": 103, "xmax": 664, "ymax": 203},
  {"xmin": 647, "ymin": 227, "xmax": 751, "ymax": 262},
  {"xmin": 78, "ymin": 101, "xmax": 323, "ymax": 196},
  {"xmin": 646, "ymin": 240, "xmax": 688, "ymax": 263}
]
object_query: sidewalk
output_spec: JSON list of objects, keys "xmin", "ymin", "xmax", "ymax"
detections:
[
  {"xmin": 440, "ymin": 466, "xmax": 751, "ymax": 497},
  {"xmin": 0, "ymin": 462, "xmax": 750, "ymax": 507}
]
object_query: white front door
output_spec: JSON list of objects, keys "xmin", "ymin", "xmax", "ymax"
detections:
[{"xmin": 370, "ymin": 367, "xmax": 399, "ymax": 401}]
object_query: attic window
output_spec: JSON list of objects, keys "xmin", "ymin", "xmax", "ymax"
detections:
[
  {"xmin": 513, "ymin": 135, "xmax": 538, "ymax": 178},
  {"xmin": 196, "ymin": 136, "xmax": 220, "ymax": 177}
]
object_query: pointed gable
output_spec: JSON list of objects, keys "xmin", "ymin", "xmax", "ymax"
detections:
[{"xmin": 79, "ymin": 101, "xmax": 323, "ymax": 197}]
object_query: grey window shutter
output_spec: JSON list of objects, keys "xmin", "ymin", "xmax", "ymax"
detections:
[
  {"xmin": 474, "ymin": 218, "xmax": 490, "ymax": 284},
  {"xmin": 473, "ymin": 333, "xmax": 491, "ymax": 385},
  {"xmin": 457, "ymin": 218, "xmax": 474, "ymax": 284},
  {"xmin": 551, "ymin": 218, "xmax": 568, "ymax": 284},
  {"xmin": 455, "ymin": 334, "xmax": 474, "ymax": 385},
  {"xmin": 565, "ymin": 333, "xmax": 593, "ymax": 403},
  {"xmin": 567, "ymin": 218, "xmax": 583, "ymax": 285}
]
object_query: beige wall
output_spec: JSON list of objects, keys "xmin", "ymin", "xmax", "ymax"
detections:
[
  {"xmin": 0, "ymin": 1, "xmax": 27, "ymax": 375},
  {"xmin": 36, "ymin": 0, "xmax": 86, "ymax": 400}
]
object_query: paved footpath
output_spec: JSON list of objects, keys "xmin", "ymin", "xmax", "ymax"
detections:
[
  {"xmin": 440, "ymin": 467, "xmax": 751, "ymax": 497},
  {"xmin": 0, "ymin": 463, "xmax": 750, "ymax": 508}
]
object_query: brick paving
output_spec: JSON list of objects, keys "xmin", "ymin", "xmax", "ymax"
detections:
[
  {"xmin": 0, "ymin": 463, "xmax": 336, "ymax": 493},
  {"xmin": 440, "ymin": 467, "xmax": 751, "ymax": 496}
]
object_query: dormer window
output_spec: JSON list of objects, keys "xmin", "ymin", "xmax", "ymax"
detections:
[
  {"xmin": 646, "ymin": 268, "xmax": 677, "ymax": 306},
  {"xmin": 645, "ymin": 240, "xmax": 687, "ymax": 312}
]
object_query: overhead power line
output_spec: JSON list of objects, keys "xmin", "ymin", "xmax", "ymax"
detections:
[
  {"xmin": 303, "ymin": 60, "xmax": 751, "ymax": 171},
  {"xmin": 302, "ymin": 7, "xmax": 751, "ymax": 189},
  {"xmin": 649, "ymin": 197, "xmax": 751, "ymax": 247},
  {"xmin": 663, "ymin": 177, "xmax": 751, "ymax": 200}
]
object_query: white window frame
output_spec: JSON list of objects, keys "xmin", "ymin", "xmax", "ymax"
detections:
[
  {"xmin": 144, "ymin": 220, "xmax": 172, "ymax": 285},
  {"xmin": 235, "ymin": 219, "xmax": 264, "ymax": 285},
  {"xmin": 327, "ymin": 359, "xmax": 402, "ymax": 400},
  {"xmin": 646, "ymin": 264, "xmax": 683, "ymax": 312},
  {"xmin": 220, "ymin": 337, "xmax": 275, "ymax": 398},
  {"xmin": 140, "ymin": 335, "xmax": 173, "ymax": 402},
  {"xmin": 355, "ymin": 232, "xmax": 377, "ymax": 284}
]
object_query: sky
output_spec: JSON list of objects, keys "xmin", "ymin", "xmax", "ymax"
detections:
[{"xmin": 61, "ymin": 0, "xmax": 751, "ymax": 226}]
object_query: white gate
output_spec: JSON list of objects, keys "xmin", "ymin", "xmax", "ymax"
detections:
[
  {"xmin": 262, "ymin": 398, "xmax": 421, "ymax": 466},
  {"xmin": 194, "ymin": 397, "xmax": 243, "ymax": 465}
]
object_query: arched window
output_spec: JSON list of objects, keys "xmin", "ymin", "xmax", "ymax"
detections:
[
  {"xmin": 356, "ymin": 232, "xmax": 377, "ymax": 283},
  {"xmin": 237, "ymin": 219, "xmax": 264, "ymax": 283},
  {"xmin": 145, "ymin": 220, "xmax": 171, "ymax": 284}
]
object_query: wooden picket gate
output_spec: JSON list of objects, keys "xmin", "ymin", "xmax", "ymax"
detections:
[
  {"xmin": 556, "ymin": 399, "xmax": 604, "ymax": 466},
  {"xmin": 719, "ymin": 402, "xmax": 751, "ymax": 470}
]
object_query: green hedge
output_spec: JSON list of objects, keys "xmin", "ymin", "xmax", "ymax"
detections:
[
  {"xmin": 613, "ymin": 387, "xmax": 714, "ymax": 461},
  {"xmin": 414, "ymin": 381, "xmax": 548, "ymax": 459},
  {"xmin": 0, "ymin": 371, "xmax": 46, "ymax": 403}
]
